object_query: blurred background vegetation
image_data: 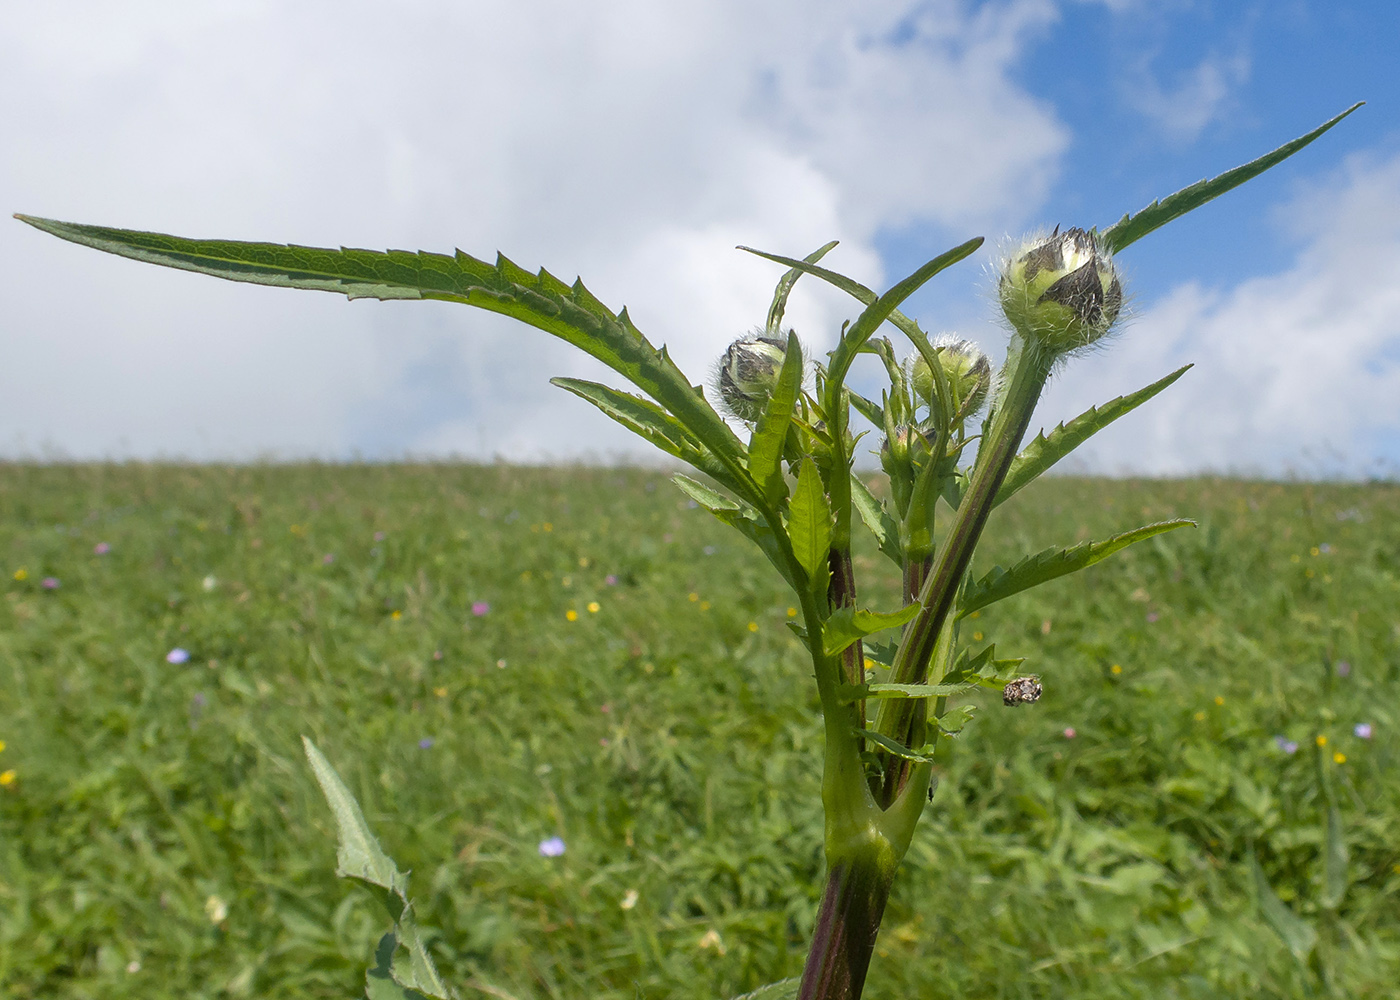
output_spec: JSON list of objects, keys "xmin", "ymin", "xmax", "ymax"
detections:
[{"xmin": 1, "ymin": 464, "xmax": 1397, "ymax": 999}]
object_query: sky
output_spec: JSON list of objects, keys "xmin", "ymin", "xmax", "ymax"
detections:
[{"xmin": 2, "ymin": 0, "xmax": 1397, "ymax": 475}]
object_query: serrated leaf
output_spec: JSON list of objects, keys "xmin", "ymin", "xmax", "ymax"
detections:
[
  {"xmin": 839, "ymin": 681, "xmax": 974, "ymax": 702},
  {"xmin": 935, "ymin": 704, "xmax": 976, "ymax": 734},
  {"xmin": 854, "ymin": 728, "xmax": 937, "ymax": 763},
  {"xmin": 823, "ymin": 603, "xmax": 922, "ymax": 658},
  {"xmin": 960, "ymin": 520, "xmax": 1195, "ymax": 617},
  {"xmin": 995, "ymin": 366, "xmax": 1192, "ymax": 507},
  {"xmin": 389, "ymin": 909, "xmax": 453, "ymax": 1000},
  {"xmin": 849, "ymin": 474, "xmax": 900, "ymax": 563},
  {"xmin": 552, "ymin": 377, "xmax": 716, "ymax": 471},
  {"xmin": 367, "ymin": 932, "xmax": 428, "ymax": 1000},
  {"xmin": 302, "ymin": 737, "xmax": 407, "ymax": 915},
  {"xmin": 17, "ymin": 215, "xmax": 757, "ymax": 503},
  {"xmin": 1322, "ymin": 803, "xmax": 1349, "ymax": 910},
  {"xmin": 1101, "ymin": 103, "xmax": 1363, "ymax": 252},
  {"xmin": 766, "ymin": 242, "xmax": 838, "ymax": 335},
  {"xmin": 730, "ymin": 979, "xmax": 800, "ymax": 1000},
  {"xmin": 748, "ymin": 332, "xmax": 804, "ymax": 505},
  {"xmin": 788, "ymin": 456, "xmax": 831, "ymax": 593},
  {"xmin": 1251, "ymin": 851, "xmax": 1317, "ymax": 962},
  {"xmin": 848, "ymin": 390, "xmax": 885, "ymax": 429},
  {"xmin": 674, "ymin": 475, "xmax": 796, "ymax": 590}
]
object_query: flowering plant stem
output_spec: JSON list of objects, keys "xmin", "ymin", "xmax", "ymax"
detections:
[{"xmin": 13, "ymin": 101, "xmax": 1359, "ymax": 1000}]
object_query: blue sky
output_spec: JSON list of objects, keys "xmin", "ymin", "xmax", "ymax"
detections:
[{"xmin": 2, "ymin": 1, "xmax": 1397, "ymax": 474}]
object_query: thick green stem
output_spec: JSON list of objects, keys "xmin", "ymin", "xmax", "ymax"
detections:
[{"xmin": 796, "ymin": 858, "xmax": 891, "ymax": 1000}]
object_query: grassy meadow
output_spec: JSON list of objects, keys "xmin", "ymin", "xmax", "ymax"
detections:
[{"xmin": 1, "ymin": 463, "xmax": 1398, "ymax": 1000}]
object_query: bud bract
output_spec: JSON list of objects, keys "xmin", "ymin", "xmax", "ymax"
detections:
[
  {"xmin": 909, "ymin": 338, "xmax": 991, "ymax": 417},
  {"xmin": 999, "ymin": 228, "xmax": 1122, "ymax": 352},
  {"xmin": 715, "ymin": 334, "xmax": 790, "ymax": 422}
]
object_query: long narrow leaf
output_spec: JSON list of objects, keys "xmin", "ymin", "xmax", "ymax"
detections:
[
  {"xmin": 748, "ymin": 332, "xmax": 804, "ymax": 506},
  {"xmin": 960, "ymin": 520, "xmax": 1195, "ymax": 617},
  {"xmin": 1251, "ymin": 851, "xmax": 1317, "ymax": 962},
  {"xmin": 16, "ymin": 215, "xmax": 757, "ymax": 503},
  {"xmin": 995, "ymin": 366, "xmax": 1192, "ymax": 507},
  {"xmin": 1322, "ymin": 803, "xmax": 1349, "ymax": 910},
  {"xmin": 839, "ymin": 681, "xmax": 974, "ymax": 702},
  {"xmin": 854, "ymin": 728, "xmax": 937, "ymax": 763},
  {"xmin": 766, "ymin": 242, "xmax": 838, "ymax": 334},
  {"xmin": 1101, "ymin": 103, "xmax": 1363, "ymax": 252},
  {"xmin": 850, "ymin": 474, "xmax": 901, "ymax": 564},
  {"xmin": 788, "ymin": 456, "xmax": 831, "ymax": 595},
  {"xmin": 551, "ymin": 377, "xmax": 704, "ymax": 464}
]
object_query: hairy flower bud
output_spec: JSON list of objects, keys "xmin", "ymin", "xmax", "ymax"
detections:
[
  {"xmin": 909, "ymin": 338, "xmax": 991, "ymax": 416},
  {"xmin": 999, "ymin": 227, "xmax": 1122, "ymax": 352},
  {"xmin": 715, "ymin": 334, "xmax": 790, "ymax": 422}
]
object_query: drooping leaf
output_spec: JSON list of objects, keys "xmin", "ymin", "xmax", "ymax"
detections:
[
  {"xmin": 1251, "ymin": 851, "xmax": 1317, "ymax": 962},
  {"xmin": 788, "ymin": 456, "xmax": 831, "ymax": 595},
  {"xmin": 849, "ymin": 474, "xmax": 901, "ymax": 564},
  {"xmin": 848, "ymin": 389, "xmax": 885, "ymax": 429},
  {"xmin": 995, "ymin": 366, "xmax": 1192, "ymax": 507},
  {"xmin": 551, "ymin": 377, "xmax": 725, "ymax": 478},
  {"xmin": 302, "ymin": 738, "xmax": 455, "ymax": 1000},
  {"xmin": 748, "ymin": 332, "xmax": 804, "ymax": 506},
  {"xmin": 766, "ymin": 242, "xmax": 838, "ymax": 334},
  {"xmin": 960, "ymin": 520, "xmax": 1195, "ymax": 618},
  {"xmin": 1101, "ymin": 103, "xmax": 1363, "ymax": 252},
  {"xmin": 854, "ymin": 728, "xmax": 937, "ymax": 763},
  {"xmin": 16, "ymin": 215, "xmax": 757, "ymax": 504},
  {"xmin": 822, "ymin": 603, "xmax": 923, "ymax": 658},
  {"xmin": 731, "ymin": 978, "xmax": 800, "ymax": 1000},
  {"xmin": 672, "ymin": 475, "xmax": 797, "ymax": 591},
  {"xmin": 1322, "ymin": 803, "xmax": 1349, "ymax": 910}
]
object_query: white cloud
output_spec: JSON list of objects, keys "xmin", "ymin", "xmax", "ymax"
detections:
[
  {"xmin": 0, "ymin": 0, "xmax": 1065, "ymax": 461},
  {"xmin": 1124, "ymin": 48, "xmax": 1251, "ymax": 142},
  {"xmin": 1034, "ymin": 149, "xmax": 1400, "ymax": 477}
]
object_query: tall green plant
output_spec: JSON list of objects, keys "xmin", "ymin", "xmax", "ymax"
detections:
[{"xmin": 15, "ymin": 101, "xmax": 1362, "ymax": 1000}]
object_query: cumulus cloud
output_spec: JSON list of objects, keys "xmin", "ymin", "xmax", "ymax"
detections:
[
  {"xmin": 1, "ymin": 0, "xmax": 1064, "ymax": 461},
  {"xmin": 1035, "ymin": 149, "xmax": 1400, "ymax": 478},
  {"xmin": 1123, "ymin": 47, "xmax": 1251, "ymax": 142}
]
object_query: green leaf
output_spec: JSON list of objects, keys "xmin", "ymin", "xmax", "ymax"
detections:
[
  {"xmin": 730, "ymin": 979, "xmax": 800, "ymax": 1000},
  {"xmin": 1322, "ymin": 803, "xmax": 1349, "ymax": 910},
  {"xmin": 16, "ymin": 215, "xmax": 757, "ymax": 505},
  {"xmin": 1251, "ymin": 851, "xmax": 1317, "ymax": 962},
  {"xmin": 995, "ymin": 366, "xmax": 1192, "ymax": 508},
  {"xmin": 944, "ymin": 643, "xmax": 1026, "ymax": 690},
  {"xmin": 766, "ymin": 242, "xmax": 838, "ymax": 334},
  {"xmin": 748, "ymin": 332, "xmax": 804, "ymax": 506},
  {"xmin": 551, "ymin": 377, "xmax": 718, "ymax": 474},
  {"xmin": 1101, "ymin": 103, "xmax": 1363, "ymax": 252},
  {"xmin": 960, "ymin": 520, "xmax": 1195, "ymax": 618},
  {"xmin": 935, "ymin": 704, "xmax": 976, "ymax": 735},
  {"xmin": 788, "ymin": 456, "xmax": 831, "ymax": 594},
  {"xmin": 840, "ymin": 681, "xmax": 974, "ymax": 702},
  {"xmin": 302, "ymin": 738, "xmax": 455, "ymax": 1000},
  {"xmin": 367, "ymin": 932, "xmax": 428, "ymax": 1000},
  {"xmin": 739, "ymin": 247, "xmax": 922, "ymax": 344},
  {"xmin": 854, "ymin": 728, "xmax": 937, "ymax": 763},
  {"xmin": 849, "ymin": 474, "xmax": 900, "ymax": 563},
  {"xmin": 847, "ymin": 389, "xmax": 885, "ymax": 429},
  {"xmin": 672, "ymin": 473, "xmax": 743, "ymax": 513},
  {"xmin": 823, "ymin": 603, "xmax": 922, "ymax": 658}
]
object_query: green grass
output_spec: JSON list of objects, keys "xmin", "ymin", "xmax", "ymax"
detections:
[{"xmin": 1, "ymin": 464, "xmax": 1398, "ymax": 1000}]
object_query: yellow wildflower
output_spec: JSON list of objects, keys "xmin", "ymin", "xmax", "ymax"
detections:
[
  {"xmin": 566, "ymin": 610, "xmax": 578, "ymax": 622},
  {"xmin": 587, "ymin": 602, "xmax": 600, "ymax": 614}
]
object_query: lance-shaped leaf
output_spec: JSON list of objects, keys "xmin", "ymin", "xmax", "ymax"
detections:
[
  {"xmin": 741, "ymin": 247, "xmax": 923, "ymax": 344},
  {"xmin": 850, "ymin": 474, "xmax": 901, "ymax": 564},
  {"xmin": 766, "ymin": 241, "xmax": 838, "ymax": 334},
  {"xmin": 551, "ymin": 377, "xmax": 720, "ymax": 473},
  {"xmin": 960, "ymin": 519, "xmax": 1195, "ymax": 618},
  {"xmin": 748, "ymin": 332, "xmax": 804, "ymax": 506},
  {"xmin": 854, "ymin": 728, "xmax": 937, "ymax": 764},
  {"xmin": 16, "ymin": 215, "xmax": 758, "ymax": 505},
  {"xmin": 838, "ymin": 681, "xmax": 975, "ymax": 703},
  {"xmin": 994, "ymin": 366, "xmax": 1192, "ymax": 508},
  {"xmin": 1251, "ymin": 851, "xmax": 1317, "ymax": 962},
  {"xmin": 786, "ymin": 456, "xmax": 832, "ymax": 600},
  {"xmin": 1101, "ymin": 103, "xmax": 1362, "ymax": 252},
  {"xmin": 302, "ymin": 738, "xmax": 455, "ymax": 1000},
  {"xmin": 823, "ymin": 603, "xmax": 923, "ymax": 658},
  {"xmin": 672, "ymin": 474, "xmax": 798, "ymax": 591}
]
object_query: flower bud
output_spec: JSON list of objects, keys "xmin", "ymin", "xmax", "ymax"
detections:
[
  {"xmin": 715, "ymin": 334, "xmax": 790, "ymax": 422},
  {"xmin": 909, "ymin": 338, "xmax": 991, "ymax": 416},
  {"xmin": 999, "ymin": 228, "xmax": 1122, "ymax": 352}
]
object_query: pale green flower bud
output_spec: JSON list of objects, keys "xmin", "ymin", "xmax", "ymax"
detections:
[
  {"xmin": 999, "ymin": 227, "xmax": 1122, "ymax": 352},
  {"xmin": 908, "ymin": 338, "xmax": 991, "ymax": 416},
  {"xmin": 715, "ymin": 334, "xmax": 791, "ymax": 422}
]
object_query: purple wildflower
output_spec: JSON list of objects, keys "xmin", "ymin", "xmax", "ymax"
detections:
[
  {"xmin": 418, "ymin": 737, "xmax": 435, "ymax": 750},
  {"xmin": 166, "ymin": 648, "xmax": 191, "ymax": 665},
  {"xmin": 605, "ymin": 574, "xmax": 618, "ymax": 586},
  {"xmin": 1355, "ymin": 723, "xmax": 1373, "ymax": 739},
  {"xmin": 1275, "ymin": 735, "xmax": 1299, "ymax": 754},
  {"xmin": 1336, "ymin": 660, "xmax": 1351, "ymax": 678},
  {"xmin": 471, "ymin": 601, "xmax": 490, "ymax": 617},
  {"xmin": 93, "ymin": 542, "xmax": 111, "ymax": 555},
  {"xmin": 538, "ymin": 836, "xmax": 566, "ymax": 857},
  {"xmin": 1063, "ymin": 727, "xmax": 1076, "ymax": 739},
  {"xmin": 41, "ymin": 577, "xmax": 60, "ymax": 590}
]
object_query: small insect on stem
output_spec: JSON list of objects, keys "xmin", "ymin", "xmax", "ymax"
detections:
[{"xmin": 1002, "ymin": 677, "xmax": 1043, "ymax": 706}]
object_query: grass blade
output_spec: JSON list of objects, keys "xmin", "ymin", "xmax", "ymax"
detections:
[
  {"xmin": 960, "ymin": 520, "xmax": 1195, "ymax": 617},
  {"xmin": 1101, "ymin": 103, "xmax": 1363, "ymax": 252},
  {"xmin": 995, "ymin": 366, "xmax": 1192, "ymax": 508}
]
